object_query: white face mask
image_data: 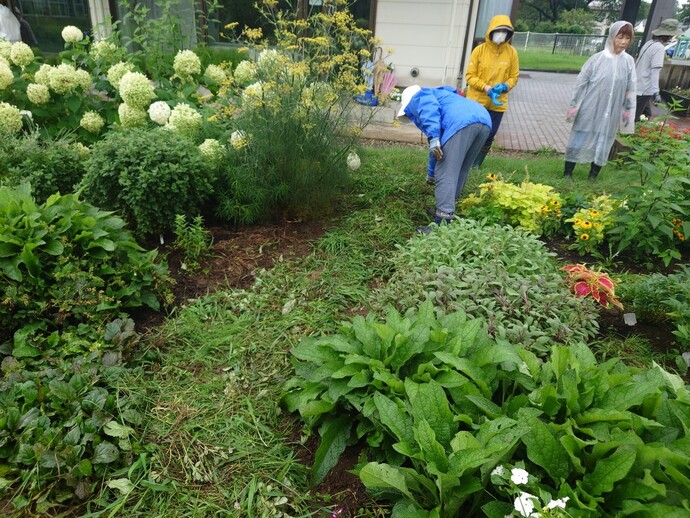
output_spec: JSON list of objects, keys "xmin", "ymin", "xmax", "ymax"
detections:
[{"xmin": 492, "ymin": 31, "xmax": 507, "ymax": 44}]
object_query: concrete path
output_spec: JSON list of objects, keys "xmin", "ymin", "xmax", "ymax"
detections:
[{"xmin": 359, "ymin": 70, "xmax": 689, "ymax": 151}]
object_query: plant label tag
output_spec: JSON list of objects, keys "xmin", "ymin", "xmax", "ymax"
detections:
[{"xmin": 623, "ymin": 313, "xmax": 637, "ymax": 326}]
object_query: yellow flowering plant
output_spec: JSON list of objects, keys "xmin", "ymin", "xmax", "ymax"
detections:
[
  {"xmin": 459, "ymin": 173, "xmax": 563, "ymax": 236},
  {"xmin": 565, "ymin": 194, "xmax": 617, "ymax": 256},
  {"xmin": 214, "ymin": 1, "xmax": 379, "ymax": 224}
]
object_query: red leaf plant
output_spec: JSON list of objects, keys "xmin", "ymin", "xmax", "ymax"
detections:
[{"xmin": 562, "ymin": 264, "xmax": 623, "ymax": 310}]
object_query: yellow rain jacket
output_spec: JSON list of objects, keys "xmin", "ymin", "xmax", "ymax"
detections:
[{"xmin": 465, "ymin": 15, "xmax": 520, "ymax": 112}]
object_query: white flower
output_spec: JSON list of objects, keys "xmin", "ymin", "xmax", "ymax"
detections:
[
  {"xmin": 0, "ymin": 62, "xmax": 12, "ymax": 90},
  {"xmin": 10, "ymin": 42, "xmax": 34, "ymax": 68},
  {"xmin": 233, "ymin": 60, "xmax": 257, "ymax": 87},
  {"xmin": 73, "ymin": 142, "xmax": 90, "ymax": 160},
  {"xmin": 639, "ymin": 114, "xmax": 648, "ymax": 122},
  {"xmin": 545, "ymin": 497, "xmax": 569, "ymax": 510},
  {"xmin": 173, "ymin": 49, "xmax": 201, "ymax": 82},
  {"xmin": 165, "ymin": 103, "xmax": 202, "ymax": 137},
  {"xmin": 0, "ymin": 102, "xmax": 23, "ymax": 134},
  {"xmin": 90, "ymin": 40, "xmax": 120, "ymax": 62},
  {"xmin": 204, "ymin": 64, "xmax": 226, "ymax": 84},
  {"xmin": 241, "ymin": 81, "xmax": 264, "ymax": 108},
  {"xmin": 80, "ymin": 111, "xmax": 105, "ymax": 134},
  {"xmin": 491, "ymin": 465, "xmax": 505, "ymax": 477},
  {"xmin": 118, "ymin": 103, "xmax": 147, "ymax": 127},
  {"xmin": 47, "ymin": 64, "xmax": 82, "ymax": 95},
  {"xmin": 347, "ymin": 151, "xmax": 361, "ymax": 171},
  {"xmin": 230, "ymin": 130, "xmax": 247, "ymax": 150},
  {"xmin": 257, "ymin": 48, "xmax": 282, "ymax": 76},
  {"xmin": 19, "ymin": 109, "xmax": 32, "ymax": 120},
  {"xmin": 118, "ymin": 71, "xmax": 154, "ymax": 109},
  {"xmin": 0, "ymin": 40, "xmax": 10, "ymax": 60},
  {"xmin": 198, "ymin": 138, "xmax": 226, "ymax": 163},
  {"xmin": 61, "ymin": 25, "xmax": 84, "ymax": 43},
  {"xmin": 510, "ymin": 468, "xmax": 529, "ymax": 485},
  {"xmin": 75, "ymin": 68, "xmax": 92, "ymax": 91},
  {"xmin": 26, "ymin": 83, "xmax": 50, "ymax": 104},
  {"xmin": 107, "ymin": 61, "xmax": 135, "ymax": 90},
  {"xmin": 514, "ymin": 492, "xmax": 539, "ymax": 518},
  {"xmin": 148, "ymin": 100, "xmax": 171, "ymax": 125},
  {"xmin": 34, "ymin": 64, "xmax": 52, "ymax": 85}
]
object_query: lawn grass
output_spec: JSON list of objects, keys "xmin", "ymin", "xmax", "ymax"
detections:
[
  {"xmin": 517, "ymin": 50, "xmax": 588, "ymax": 72},
  {"xmin": 108, "ymin": 147, "xmax": 650, "ymax": 516}
]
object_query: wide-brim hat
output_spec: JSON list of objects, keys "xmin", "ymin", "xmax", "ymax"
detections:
[
  {"xmin": 397, "ymin": 85, "xmax": 421, "ymax": 117},
  {"xmin": 652, "ymin": 18, "xmax": 682, "ymax": 37}
]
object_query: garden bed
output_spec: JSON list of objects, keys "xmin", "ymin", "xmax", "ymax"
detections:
[{"xmin": 660, "ymin": 89, "xmax": 690, "ymax": 115}]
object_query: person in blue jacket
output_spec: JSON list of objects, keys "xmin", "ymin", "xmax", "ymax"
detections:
[{"xmin": 397, "ymin": 85, "xmax": 491, "ymax": 231}]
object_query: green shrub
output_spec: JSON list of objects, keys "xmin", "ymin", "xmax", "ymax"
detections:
[
  {"xmin": 81, "ymin": 128, "xmax": 215, "ymax": 235},
  {"xmin": 0, "ymin": 133, "xmax": 86, "ymax": 203},
  {"xmin": 373, "ymin": 219, "xmax": 599, "ymax": 352},
  {"xmin": 0, "ymin": 184, "xmax": 170, "ymax": 346}
]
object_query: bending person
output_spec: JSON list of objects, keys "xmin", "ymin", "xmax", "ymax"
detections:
[
  {"xmin": 564, "ymin": 21, "xmax": 636, "ymax": 181},
  {"xmin": 397, "ymin": 85, "xmax": 491, "ymax": 232},
  {"xmin": 465, "ymin": 14, "xmax": 519, "ymax": 168}
]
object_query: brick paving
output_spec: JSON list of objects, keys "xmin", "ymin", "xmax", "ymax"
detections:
[
  {"xmin": 496, "ymin": 70, "xmax": 575, "ymax": 152},
  {"xmin": 360, "ymin": 70, "xmax": 690, "ymax": 151}
]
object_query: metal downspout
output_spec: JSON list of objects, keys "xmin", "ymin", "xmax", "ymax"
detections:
[
  {"xmin": 442, "ymin": 0, "xmax": 461, "ymax": 84},
  {"xmin": 458, "ymin": 0, "xmax": 476, "ymax": 88}
]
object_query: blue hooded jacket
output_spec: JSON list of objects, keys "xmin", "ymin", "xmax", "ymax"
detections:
[{"xmin": 403, "ymin": 86, "xmax": 491, "ymax": 176}]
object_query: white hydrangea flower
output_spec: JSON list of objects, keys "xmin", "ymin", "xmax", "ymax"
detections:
[
  {"xmin": 241, "ymin": 81, "xmax": 264, "ymax": 109},
  {"xmin": 107, "ymin": 61, "xmax": 135, "ymax": 90},
  {"xmin": 73, "ymin": 142, "xmax": 90, "ymax": 160},
  {"xmin": 510, "ymin": 468, "xmax": 529, "ymax": 485},
  {"xmin": 514, "ymin": 492, "xmax": 539, "ymax": 518},
  {"xmin": 90, "ymin": 40, "xmax": 120, "ymax": 62},
  {"xmin": 165, "ymin": 103, "xmax": 202, "ymax": 137},
  {"xmin": 198, "ymin": 138, "xmax": 226, "ymax": 163},
  {"xmin": 639, "ymin": 114, "xmax": 648, "ymax": 122},
  {"xmin": 0, "ymin": 102, "xmax": 23, "ymax": 134},
  {"xmin": 230, "ymin": 130, "xmax": 247, "ymax": 150},
  {"xmin": 490, "ymin": 465, "xmax": 505, "ymax": 477},
  {"xmin": 80, "ymin": 111, "xmax": 105, "ymax": 134},
  {"xmin": 0, "ymin": 55, "xmax": 8, "ymax": 66},
  {"xmin": 118, "ymin": 71, "xmax": 155, "ymax": 109},
  {"xmin": 148, "ymin": 100, "xmax": 171, "ymax": 125},
  {"xmin": 233, "ymin": 60, "xmax": 257, "ymax": 87},
  {"xmin": 204, "ymin": 64, "xmax": 226, "ymax": 84},
  {"xmin": 173, "ymin": 49, "xmax": 201, "ymax": 82},
  {"xmin": 10, "ymin": 42, "xmax": 34, "ymax": 68},
  {"xmin": 26, "ymin": 83, "xmax": 50, "ymax": 104},
  {"xmin": 34, "ymin": 63, "xmax": 52, "ymax": 85},
  {"xmin": 0, "ymin": 41, "xmax": 10, "ymax": 60},
  {"xmin": 302, "ymin": 81, "xmax": 337, "ymax": 110},
  {"xmin": 118, "ymin": 103, "xmax": 147, "ymax": 127},
  {"xmin": 48, "ymin": 64, "xmax": 81, "ymax": 95},
  {"xmin": 0, "ymin": 62, "xmax": 13, "ymax": 90},
  {"xmin": 61, "ymin": 25, "xmax": 84, "ymax": 43},
  {"xmin": 347, "ymin": 151, "xmax": 361, "ymax": 171},
  {"xmin": 257, "ymin": 48, "xmax": 282, "ymax": 76},
  {"xmin": 75, "ymin": 68, "xmax": 92, "ymax": 91},
  {"xmin": 545, "ymin": 497, "xmax": 569, "ymax": 510}
]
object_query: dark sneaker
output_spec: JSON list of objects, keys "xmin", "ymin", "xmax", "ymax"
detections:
[
  {"xmin": 426, "ymin": 176, "xmax": 435, "ymax": 185},
  {"xmin": 416, "ymin": 225, "xmax": 433, "ymax": 234}
]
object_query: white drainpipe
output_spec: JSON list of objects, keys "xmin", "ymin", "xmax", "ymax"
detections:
[{"xmin": 442, "ymin": 0, "xmax": 461, "ymax": 84}]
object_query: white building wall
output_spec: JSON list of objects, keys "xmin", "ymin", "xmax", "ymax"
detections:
[{"xmin": 375, "ymin": 0, "xmax": 476, "ymax": 88}]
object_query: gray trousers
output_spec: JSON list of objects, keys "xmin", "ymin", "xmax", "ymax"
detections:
[{"xmin": 435, "ymin": 123, "xmax": 491, "ymax": 217}]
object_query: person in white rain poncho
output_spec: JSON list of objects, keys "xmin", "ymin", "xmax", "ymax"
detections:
[{"xmin": 564, "ymin": 21, "xmax": 636, "ymax": 181}]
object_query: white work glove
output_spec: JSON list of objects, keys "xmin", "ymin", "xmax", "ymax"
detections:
[{"xmin": 429, "ymin": 137, "xmax": 443, "ymax": 161}]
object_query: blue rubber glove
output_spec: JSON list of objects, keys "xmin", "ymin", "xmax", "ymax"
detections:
[
  {"xmin": 494, "ymin": 83, "xmax": 509, "ymax": 94},
  {"xmin": 488, "ymin": 89, "xmax": 503, "ymax": 106}
]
